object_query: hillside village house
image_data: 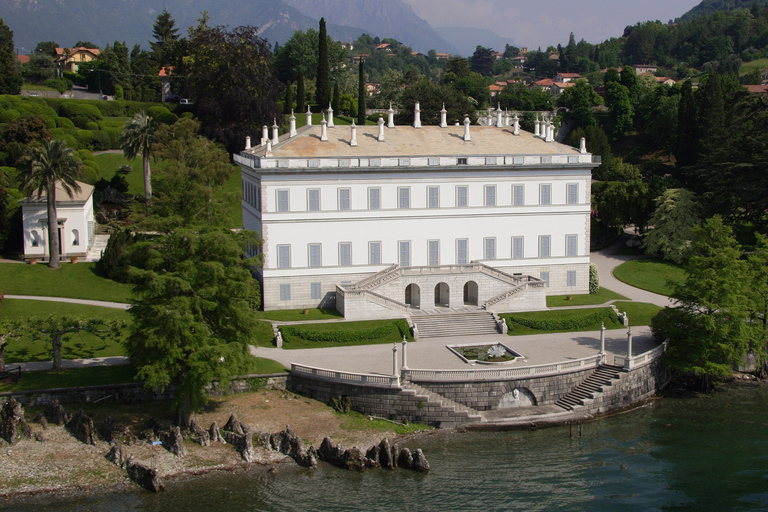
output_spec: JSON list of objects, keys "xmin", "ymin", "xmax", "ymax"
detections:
[
  {"xmin": 236, "ymin": 106, "xmax": 597, "ymax": 320},
  {"xmin": 54, "ymin": 47, "xmax": 101, "ymax": 74},
  {"xmin": 22, "ymin": 180, "xmax": 95, "ymax": 263}
]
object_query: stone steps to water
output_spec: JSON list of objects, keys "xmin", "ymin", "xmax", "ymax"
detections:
[
  {"xmin": 554, "ymin": 365, "xmax": 623, "ymax": 411},
  {"xmin": 402, "ymin": 382, "xmax": 483, "ymax": 422},
  {"xmin": 413, "ymin": 312, "xmax": 499, "ymax": 338}
]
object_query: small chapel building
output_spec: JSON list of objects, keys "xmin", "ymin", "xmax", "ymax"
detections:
[{"xmin": 235, "ymin": 105, "xmax": 598, "ymax": 320}]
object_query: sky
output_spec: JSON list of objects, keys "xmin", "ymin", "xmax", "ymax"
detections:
[{"xmin": 403, "ymin": 0, "xmax": 704, "ymax": 49}]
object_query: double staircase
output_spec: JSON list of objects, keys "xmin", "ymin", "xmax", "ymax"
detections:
[
  {"xmin": 412, "ymin": 311, "xmax": 500, "ymax": 338},
  {"xmin": 554, "ymin": 365, "xmax": 623, "ymax": 411},
  {"xmin": 401, "ymin": 382, "xmax": 483, "ymax": 424}
]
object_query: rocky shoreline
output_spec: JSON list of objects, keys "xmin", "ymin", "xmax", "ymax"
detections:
[{"xmin": 0, "ymin": 389, "xmax": 432, "ymax": 499}]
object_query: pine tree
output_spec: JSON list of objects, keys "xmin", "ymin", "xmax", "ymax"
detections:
[
  {"xmin": 284, "ymin": 81, "xmax": 293, "ymax": 114},
  {"xmin": 296, "ymin": 72, "xmax": 306, "ymax": 114},
  {"xmin": 150, "ymin": 9, "xmax": 180, "ymax": 68},
  {"xmin": 357, "ymin": 60, "xmax": 366, "ymax": 126},
  {"xmin": 0, "ymin": 19, "xmax": 22, "ymax": 95},
  {"xmin": 316, "ymin": 18, "xmax": 331, "ymax": 108},
  {"xmin": 676, "ymin": 80, "xmax": 698, "ymax": 168},
  {"xmin": 332, "ymin": 82, "xmax": 340, "ymax": 114}
]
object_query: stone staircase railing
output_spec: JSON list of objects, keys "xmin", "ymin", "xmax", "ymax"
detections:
[
  {"xmin": 482, "ymin": 282, "xmax": 529, "ymax": 309},
  {"xmin": 347, "ymin": 265, "xmax": 402, "ymax": 291},
  {"xmin": 613, "ymin": 342, "xmax": 667, "ymax": 370},
  {"xmin": 401, "ymin": 382, "xmax": 482, "ymax": 420},
  {"xmin": 291, "ymin": 364, "xmax": 402, "ymax": 388},
  {"xmin": 336, "ymin": 286, "xmax": 410, "ymax": 315}
]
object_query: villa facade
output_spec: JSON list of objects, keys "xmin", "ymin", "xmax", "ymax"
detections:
[{"xmin": 235, "ymin": 108, "xmax": 598, "ymax": 319}]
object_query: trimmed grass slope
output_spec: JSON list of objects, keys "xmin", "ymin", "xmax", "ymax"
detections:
[
  {"xmin": 613, "ymin": 259, "xmax": 684, "ymax": 296},
  {"xmin": 0, "ymin": 262, "xmax": 132, "ymax": 303}
]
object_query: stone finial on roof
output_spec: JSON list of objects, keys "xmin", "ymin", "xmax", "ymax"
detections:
[
  {"xmin": 377, "ymin": 116, "xmax": 385, "ymax": 141},
  {"xmin": 350, "ymin": 120, "xmax": 358, "ymax": 146},
  {"xmin": 327, "ymin": 102, "xmax": 335, "ymax": 128},
  {"xmin": 534, "ymin": 115, "xmax": 541, "ymax": 137},
  {"xmin": 463, "ymin": 115, "xmax": 471, "ymax": 141},
  {"xmin": 512, "ymin": 113, "xmax": 520, "ymax": 135},
  {"xmin": 306, "ymin": 105, "xmax": 312, "ymax": 127},
  {"xmin": 545, "ymin": 116, "xmax": 555, "ymax": 142},
  {"xmin": 413, "ymin": 101, "xmax": 421, "ymax": 129},
  {"xmin": 579, "ymin": 137, "xmax": 587, "ymax": 154},
  {"xmin": 261, "ymin": 125, "xmax": 269, "ymax": 146},
  {"xmin": 495, "ymin": 103, "xmax": 503, "ymax": 128},
  {"xmin": 289, "ymin": 110, "xmax": 297, "ymax": 137},
  {"xmin": 265, "ymin": 139, "xmax": 273, "ymax": 157},
  {"xmin": 387, "ymin": 102, "xmax": 395, "ymax": 128},
  {"xmin": 320, "ymin": 114, "xmax": 328, "ymax": 141},
  {"xmin": 440, "ymin": 103, "xmax": 447, "ymax": 128},
  {"xmin": 245, "ymin": 136, "xmax": 251, "ymax": 150},
  {"xmin": 271, "ymin": 119, "xmax": 279, "ymax": 145}
]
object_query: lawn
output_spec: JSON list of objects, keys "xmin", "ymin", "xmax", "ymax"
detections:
[
  {"xmin": 280, "ymin": 319, "xmax": 412, "ymax": 349},
  {"xmin": 612, "ymin": 258, "xmax": 685, "ymax": 296},
  {"xmin": 501, "ymin": 307, "xmax": 622, "ymax": 336},
  {"xmin": 0, "ymin": 300, "xmax": 131, "ymax": 363},
  {"xmin": 612, "ymin": 301, "xmax": 663, "ymax": 327},
  {"xmin": 0, "ymin": 262, "xmax": 132, "ymax": 303},
  {"xmin": 256, "ymin": 308, "xmax": 343, "ymax": 322},
  {"xmin": 740, "ymin": 58, "xmax": 768, "ymax": 76},
  {"xmin": 94, "ymin": 152, "xmax": 243, "ymax": 228},
  {"xmin": 546, "ymin": 287, "xmax": 628, "ymax": 307}
]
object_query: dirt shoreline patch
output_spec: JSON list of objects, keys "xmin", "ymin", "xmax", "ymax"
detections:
[{"xmin": 0, "ymin": 389, "xmax": 431, "ymax": 499}]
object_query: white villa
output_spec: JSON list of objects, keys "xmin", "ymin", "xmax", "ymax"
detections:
[
  {"xmin": 22, "ymin": 180, "xmax": 95, "ymax": 263},
  {"xmin": 235, "ymin": 106, "xmax": 598, "ymax": 320}
]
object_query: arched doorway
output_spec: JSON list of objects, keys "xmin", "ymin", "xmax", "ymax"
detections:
[
  {"xmin": 405, "ymin": 284, "xmax": 420, "ymax": 308},
  {"xmin": 463, "ymin": 281, "xmax": 478, "ymax": 305},
  {"xmin": 434, "ymin": 282, "xmax": 450, "ymax": 307}
]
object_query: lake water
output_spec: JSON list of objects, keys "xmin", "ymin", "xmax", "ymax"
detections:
[{"xmin": 6, "ymin": 381, "xmax": 768, "ymax": 511}]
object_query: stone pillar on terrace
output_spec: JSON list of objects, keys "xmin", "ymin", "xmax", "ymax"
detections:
[
  {"xmin": 327, "ymin": 103, "xmax": 335, "ymax": 128},
  {"xmin": 625, "ymin": 327, "xmax": 633, "ymax": 369},
  {"xmin": 401, "ymin": 335, "xmax": 408, "ymax": 370},
  {"xmin": 392, "ymin": 342, "xmax": 400, "ymax": 378},
  {"xmin": 599, "ymin": 322, "xmax": 606, "ymax": 364}
]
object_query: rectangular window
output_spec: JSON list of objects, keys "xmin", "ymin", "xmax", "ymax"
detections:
[
  {"xmin": 457, "ymin": 158, "xmax": 468, "ymax": 165},
  {"xmin": 308, "ymin": 189, "xmax": 320, "ymax": 211},
  {"xmin": 339, "ymin": 242, "xmax": 352, "ymax": 266},
  {"xmin": 276, "ymin": 189, "xmax": 289, "ymax": 212},
  {"xmin": 428, "ymin": 240, "xmax": 440, "ymax": 266},
  {"xmin": 485, "ymin": 185, "xmax": 496, "ymax": 207},
  {"xmin": 310, "ymin": 282, "xmax": 322, "ymax": 300},
  {"xmin": 308, "ymin": 243, "xmax": 321, "ymax": 267},
  {"xmin": 566, "ymin": 234, "xmax": 578, "ymax": 257},
  {"xmin": 456, "ymin": 238, "xmax": 468, "ymax": 264},
  {"xmin": 338, "ymin": 188, "xmax": 351, "ymax": 211},
  {"xmin": 567, "ymin": 270, "xmax": 577, "ymax": 287},
  {"xmin": 539, "ymin": 235, "xmax": 551, "ymax": 258},
  {"xmin": 368, "ymin": 187, "xmax": 381, "ymax": 210},
  {"xmin": 512, "ymin": 236, "xmax": 524, "ymax": 259},
  {"xmin": 398, "ymin": 187, "xmax": 410, "ymax": 209},
  {"xmin": 87, "ymin": 221, "xmax": 94, "ymax": 245},
  {"xmin": 428, "ymin": 158, "xmax": 439, "ymax": 166},
  {"xmin": 279, "ymin": 284, "xmax": 291, "ymax": 301},
  {"xmin": 540, "ymin": 272, "xmax": 550, "ymax": 288},
  {"xmin": 277, "ymin": 245, "xmax": 291, "ymax": 268},
  {"xmin": 428, "ymin": 186, "xmax": 439, "ymax": 208},
  {"xmin": 567, "ymin": 183, "xmax": 579, "ymax": 205},
  {"xmin": 369, "ymin": 241, "xmax": 382, "ymax": 265},
  {"xmin": 513, "ymin": 184, "xmax": 524, "ymax": 206},
  {"xmin": 540, "ymin": 184, "xmax": 552, "ymax": 205},
  {"xmin": 456, "ymin": 185, "xmax": 468, "ymax": 207},
  {"xmin": 399, "ymin": 241, "xmax": 411, "ymax": 267},
  {"xmin": 484, "ymin": 237, "xmax": 496, "ymax": 260}
]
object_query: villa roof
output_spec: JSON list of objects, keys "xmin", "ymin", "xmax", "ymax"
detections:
[{"xmin": 23, "ymin": 180, "xmax": 94, "ymax": 205}]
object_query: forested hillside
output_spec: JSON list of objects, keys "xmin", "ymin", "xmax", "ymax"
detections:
[{"xmin": 679, "ymin": 0, "xmax": 767, "ymax": 22}]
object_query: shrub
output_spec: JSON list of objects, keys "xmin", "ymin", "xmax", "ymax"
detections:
[
  {"xmin": 0, "ymin": 109, "xmax": 20, "ymax": 123},
  {"xmin": 589, "ymin": 263, "xmax": 599, "ymax": 294},
  {"xmin": 98, "ymin": 228, "xmax": 134, "ymax": 281},
  {"xmin": 503, "ymin": 309, "xmax": 618, "ymax": 332},
  {"xmin": 85, "ymin": 121, "xmax": 99, "ymax": 131},
  {"xmin": 44, "ymin": 117, "xmax": 57, "ymax": 130},
  {"xmin": 43, "ymin": 78, "xmax": 72, "ymax": 94},
  {"xmin": 281, "ymin": 322, "xmax": 399, "ymax": 344},
  {"xmin": 103, "ymin": 127, "xmax": 121, "ymax": 149},
  {"xmin": 114, "ymin": 85, "xmax": 124, "ymax": 101},
  {"xmin": 91, "ymin": 130, "xmax": 112, "ymax": 151},
  {"xmin": 147, "ymin": 106, "xmax": 178, "ymax": 125},
  {"xmin": 81, "ymin": 165, "xmax": 99, "ymax": 184},
  {"xmin": 76, "ymin": 130, "xmax": 94, "ymax": 149},
  {"xmin": 55, "ymin": 116, "xmax": 75, "ymax": 129},
  {"xmin": 59, "ymin": 101, "xmax": 103, "ymax": 128}
]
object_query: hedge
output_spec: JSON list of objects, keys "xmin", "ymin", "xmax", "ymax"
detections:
[
  {"xmin": 91, "ymin": 130, "xmax": 112, "ymax": 150},
  {"xmin": 85, "ymin": 121, "xmax": 99, "ymax": 131},
  {"xmin": 281, "ymin": 319, "xmax": 411, "ymax": 344},
  {"xmin": 0, "ymin": 109, "xmax": 19, "ymax": 123},
  {"xmin": 503, "ymin": 309, "xmax": 619, "ymax": 332},
  {"xmin": 59, "ymin": 102, "xmax": 103, "ymax": 128},
  {"xmin": 55, "ymin": 117, "xmax": 75, "ymax": 129}
]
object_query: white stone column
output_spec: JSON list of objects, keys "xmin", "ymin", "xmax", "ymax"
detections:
[
  {"xmin": 626, "ymin": 327, "xmax": 633, "ymax": 369},
  {"xmin": 306, "ymin": 105, "xmax": 312, "ymax": 126},
  {"xmin": 440, "ymin": 103, "xmax": 447, "ymax": 128},
  {"xmin": 289, "ymin": 110, "xmax": 297, "ymax": 137},
  {"xmin": 392, "ymin": 342, "xmax": 399, "ymax": 378},
  {"xmin": 534, "ymin": 115, "xmax": 540, "ymax": 137},
  {"xmin": 600, "ymin": 322, "xmax": 606, "ymax": 355},
  {"xmin": 463, "ymin": 114, "xmax": 471, "ymax": 141},
  {"xmin": 496, "ymin": 103, "xmax": 503, "ymax": 128},
  {"xmin": 245, "ymin": 136, "xmax": 251, "ymax": 150},
  {"xmin": 350, "ymin": 120, "xmax": 358, "ymax": 146},
  {"xmin": 377, "ymin": 116, "xmax": 385, "ymax": 141},
  {"xmin": 320, "ymin": 115, "xmax": 328, "ymax": 141},
  {"xmin": 401, "ymin": 335, "xmax": 408, "ymax": 370},
  {"xmin": 387, "ymin": 102, "xmax": 395, "ymax": 128},
  {"xmin": 271, "ymin": 119, "xmax": 279, "ymax": 145},
  {"xmin": 413, "ymin": 101, "xmax": 422, "ymax": 128},
  {"xmin": 327, "ymin": 103, "xmax": 335, "ymax": 127},
  {"xmin": 513, "ymin": 114, "xmax": 520, "ymax": 135}
]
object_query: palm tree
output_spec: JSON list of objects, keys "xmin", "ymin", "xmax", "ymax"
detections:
[
  {"xmin": 121, "ymin": 111, "xmax": 158, "ymax": 210},
  {"xmin": 20, "ymin": 139, "xmax": 83, "ymax": 269}
]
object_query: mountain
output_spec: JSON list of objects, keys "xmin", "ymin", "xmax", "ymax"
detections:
[
  {"xmin": 433, "ymin": 26, "xmax": 517, "ymax": 57},
  {"xmin": 282, "ymin": 0, "xmax": 459, "ymax": 54},
  {"xmin": 0, "ymin": 0, "xmax": 367, "ymax": 52},
  {"xmin": 678, "ymin": 0, "xmax": 763, "ymax": 22}
]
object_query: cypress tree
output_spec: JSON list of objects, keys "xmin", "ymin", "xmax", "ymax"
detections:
[
  {"xmin": 675, "ymin": 80, "xmax": 699, "ymax": 168},
  {"xmin": 296, "ymin": 72, "xmax": 306, "ymax": 114},
  {"xmin": 284, "ymin": 81, "xmax": 294, "ymax": 114},
  {"xmin": 0, "ymin": 19, "xmax": 22, "ymax": 95},
  {"xmin": 332, "ymin": 82, "xmax": 340, "ymax": 114},
  {"xmin": 316, "ymin": 18, "xmax": 331, "ymax": 108},
  {"xmin": 357, "ymin": 59, "xmax": 366, "ymax": 126}
]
